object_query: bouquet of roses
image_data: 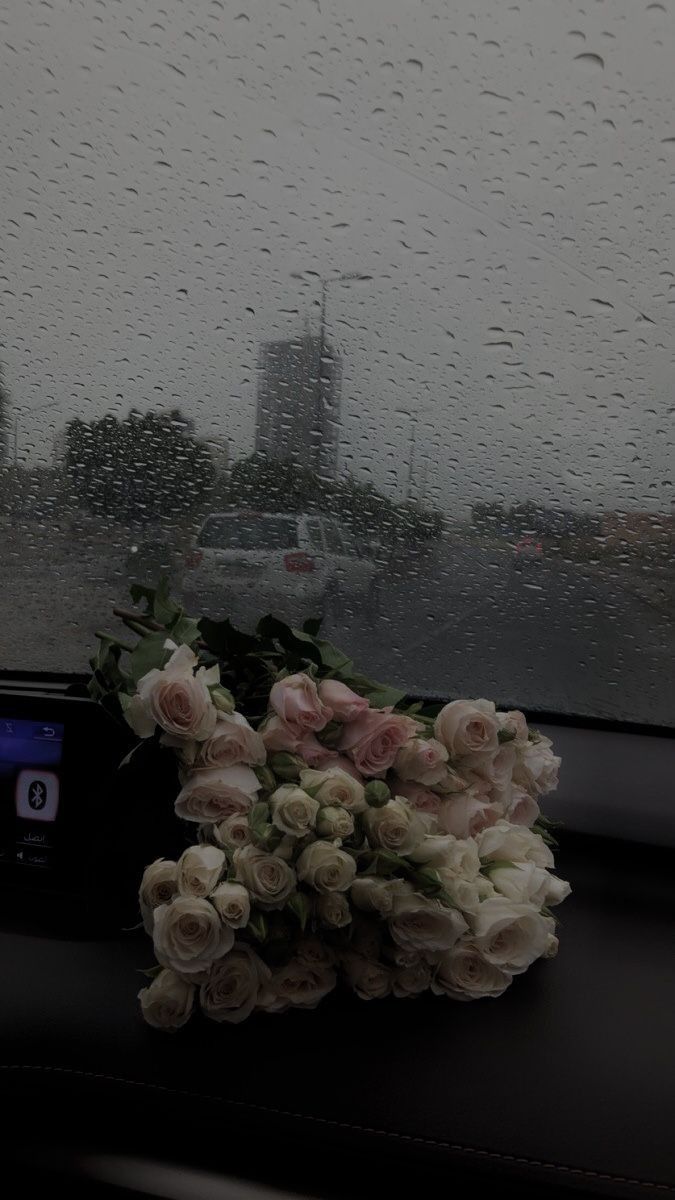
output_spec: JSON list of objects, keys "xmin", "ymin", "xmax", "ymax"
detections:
[{"xmin": 90, "ymin": 582, "xmax": 569, "ymax": 1030}]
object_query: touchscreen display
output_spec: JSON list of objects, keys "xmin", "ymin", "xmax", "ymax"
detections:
[{"xmin": 0, "ymin": 719, "xmax": 65, "ymax": 869}]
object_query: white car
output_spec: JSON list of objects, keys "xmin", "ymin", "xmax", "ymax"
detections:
[{"xmin": 182, "ymin": 511, "xmax": 382, "ymax": 627}]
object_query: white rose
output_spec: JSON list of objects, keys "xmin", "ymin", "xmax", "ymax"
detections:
[
  {"xmin": 364, "ymin": 797, "xmax": 425, "ymax": 855},
  {"xmin": 410, "ymin": 834, "xmax": 481, "ymax": 880},
  {"xmin": 437, "ymin": 781, "xmax": 499, "ymax": 839},
  {"xmin": 544, "ymin": 875, "xmax": 572, "ymax": 906},
  {"xmin": 126, "ymin": 642, "xmax": 218, "ymax": 742},
  {"xmin": 269, "ymin": 784, "xmax": 320, "ymax": 837},
  {"xmin": 464, "ymin": 744, "xmax": 516, "ymax": 793},
  {"xmin": 513, "ymin": 736, "xmax": 561, "ymax": 797},
  {"xmin": 296, "ymin": 937, "xmax": 337, "ymax": 970},
  {"xmin": 175, "ymin": 765, "xmax": 261, "ymax": 824},
  {"xmin": 153, "ymin": 896, "xmax": 234, "ymax": 976},
  {"xmin": 394, "ymin": 737, "xmax": 449, "ymax": 786},
  {"xmin": 350, "ymin": 875, "xmax": 397, "ymax": 916},
  {"xmin": 200, "ymin": 943, "xmax": 270, "ymax": 1023},
  {"xmin": 502, "ymin": 785, "xmax": 540, "ymax": 828},
  {"xmin": 489, "ymin": 862, "xmax": 571, "ymax": 908},
  {"xmin": 139, "ymin": 858, "xmax": 178, "ymax": 935},
  {"xmin": 268, "ymin": 959, "xmax": 337, "ymax": 1009},
  {"xmin": 544, "ymin": 932, "xmax": 560, "ymax": 958},
  {"xmin": 138, "ymin": 968, "xmax": 195, "ymax": 1030},
  {"xmin": 210, "ymin": 881, "xmax": 251, "ymax": 928},
  {"xmin": 315, "ymin": 891, "xmax": 352, "ymax": 928},
  {"xmin": 434, "ymin": 699, "xmax": 499, "ymax": 759},
  {"xmin": 470, "ymin": 898, "xmax": 553, "ymax": 974},
  {"xmin": 192, "ymin": 710, "xmax": 266, "ymax": 770},
  {"xmin": 389, "ymin": 891, "xmax": 468, "ymax": 953},
  {"xmin": 296, "ymin": 840, "xmax": 357, "ymax": 893},
  {"xmin": 233, "ymin": 844, "xmax": 296, "ymax": 910},
  {"xmin": 437, "ymin": 871, "xmax": 495, "ymax": 914},
  {"xmin": 477, "ymin": 820, "xmax": 554, "ymax": 869},
  {"xmin": 214, "ymin": 813, "xmax": 252, "ymax": 851},
  {"xmin": 497, "ymin": 709, "xmax": 529, "ymax": 746},
  {"xmin": 342, "ymin": 953, "xmax": 392, "ymax": 1000},
  {"xmin": 177, "ymin": 845, "xmax": 225, "ymax": 898},
  {"xmin": 300, "ymin": 767, "xmax": 367, "ymax": 813},
  {"xmin": 392, "ymin": 958, "xmax": 432, "ymax": 998},
  {"xmin": 432, "ymin": 943, "xmax": 513, "ymax": 1001},
  {"xmin": 316, "ymin": 805, "xmax": 355, "ymax": 840}
]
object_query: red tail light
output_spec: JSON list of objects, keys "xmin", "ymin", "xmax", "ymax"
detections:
[
  {"xmin": 284, "ymin": 551, "xmax": 315, "ymax": 573},
  {"xmin": 185, "ymin": 549, "xmax": 203, "ymax": 569}
]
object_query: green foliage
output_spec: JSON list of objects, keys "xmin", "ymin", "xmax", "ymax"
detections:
[
  {"xmin": 64, "ymin": 407, "xmax": 215, "ymax": 524},
  {"xmin": 226, "ymin": 452, "xmax": 442, "ymax": 545}
]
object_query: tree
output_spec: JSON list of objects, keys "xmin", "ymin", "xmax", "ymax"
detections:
[
  {"xmin": 64, "ymin": 407, "xmax": 215, "ymax": 524},
  {"xmin": 226, "ymin": 454, "xmax": 442, "ymax": 545}
]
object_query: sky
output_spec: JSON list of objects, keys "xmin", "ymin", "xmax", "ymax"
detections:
[{"xmin": 1, "ymin": 0, "xmax": 674, "ymax": 514}]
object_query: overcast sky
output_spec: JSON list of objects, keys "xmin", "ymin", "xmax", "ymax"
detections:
[{"xmin": 2, "ymin": 0, "xmax": 674, "ymax": 513}]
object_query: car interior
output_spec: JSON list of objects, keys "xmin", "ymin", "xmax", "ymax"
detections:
[{"xmin": 1, "ymin": 1, "xmax": 673, "ymax": 1197}]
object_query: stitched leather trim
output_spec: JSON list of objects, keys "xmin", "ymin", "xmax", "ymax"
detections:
[{"xmin": 1, "ymin": 1064, "xmax": 673, "ymax": 1194}]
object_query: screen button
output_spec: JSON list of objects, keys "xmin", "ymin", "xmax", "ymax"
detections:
[{"xmin": 15, "ymin": 770, "xmax": 60, "ymax": 823}]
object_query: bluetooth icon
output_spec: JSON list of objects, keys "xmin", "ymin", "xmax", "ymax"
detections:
[{"xmin": 28, "ymin": 780, "xmax": 47, "ymax": 811}]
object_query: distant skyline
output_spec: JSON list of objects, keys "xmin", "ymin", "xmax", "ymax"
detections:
[{"xmin": 2, "ymin": 0, "xmax": 674, "ymax": 514}]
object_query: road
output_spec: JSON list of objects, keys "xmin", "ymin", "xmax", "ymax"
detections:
[{"xmin": 0, "ymin": 529, "xmax": 672, "ymax": 727}]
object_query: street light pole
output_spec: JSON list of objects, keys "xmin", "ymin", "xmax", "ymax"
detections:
[{"xmin": 292, "ymin": 271, "xmax": 371, "ymax": 480}]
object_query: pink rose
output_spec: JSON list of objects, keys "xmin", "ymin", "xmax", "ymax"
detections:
[
  {"xmin": 339, "ymin": 707, "xmax": 422, "ymax": 778},
  {"xmin": 298, "ymin": 733, "xmax": 338, "ymax": 769},
  {"xmin": 175, "ymin": 765, "xmax": 261, "ymax": 823},
  {"xmin": 261, "ymin": 716, "xmax": 336, "ymax": 768},
  {"xmin": 329, "ymin": 755, "xmax": 364, "ymax": 782},
  {"xmin": 270, "ymin": 673, "xmax": 332, "ymax": 733},
  {"xmin": 191, "ymin": 711, "xmax": 266, "ymax": 770},
  {"xmin": 438, "ymin": 781, "xmax": 500, "ymax": 838},
  {"xmin": 464, "ymin": 744, "xmax": 516, "ymax": 793},
  {"xmin": 317, "ymin": 680, "xmax": 369, "ymax": 723},
  {"xmin": 434, "ymin": 699, "xmax": 499, "ymax": 759},
  {"xmin": 126, "ymin": 643, "xmax": 218, "ymax": 742},
  {"xmin": 262, "ymin": 714, "xmax": 303, "ymax": 755},
  {"xmin": 394, "ymin": 737, "xmax": 449, "ymax": 786},
  {"xmin": 391, "ymin": 778, "xmax": 442, "ymax": 815}
]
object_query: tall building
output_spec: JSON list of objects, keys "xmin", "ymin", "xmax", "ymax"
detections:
[{"xmin": 254, "ymin": 333, "xmax": 342, "ymax": 477}]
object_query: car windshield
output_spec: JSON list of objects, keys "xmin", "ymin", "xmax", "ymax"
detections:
[
  {"xmin": 198, "ymin": 516, "xmax": 299, "ymax": 552},
  {"xmin": 0, "ymin": 0, "xmax": 673, "ymax": 729}
]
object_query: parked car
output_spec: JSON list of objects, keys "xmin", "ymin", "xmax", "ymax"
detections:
[
  {"xmin": 182, "ymin": 511, "xmax": 382, "ymax": 627},
  {"xmin": 513, "ymin": 534, "xmax": 544, "ymax": 570}
]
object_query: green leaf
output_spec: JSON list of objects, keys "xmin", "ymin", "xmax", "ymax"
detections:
[
  {"xmin": 128, "ymin": 632, "xmax": 171, "ymax": 684},
  {"xmin": 170, "ymin": 614, "xmax": 202, "ymax": 646},
  {"xmin": 367, "ymin": 849, "xmax": 410, "ymax": 877},
  {"xmin": 256, "ymin": 615, "xmax": 323, "ymax": 667},
  {"xmin": 138, "ymin": 964, "xmax": 163, "ymax": 980},
  {"xmin": 480, "ymin": 858, "xmax": 518, "ymax": 875},
  {"xmin": 347, "ymin": 672, "xmax": 406, "ymax": 708},
  {"xmin": 302, "ymin": 617, "xmax": 323, "ymax": 637},
  {"xmin": 88, "ymin": 634, "xmax": 130, "ymax": 698},
  {"xmin": 246, "ymin": 911, "xmax": 269, "ymax": 943},
  {"xmin": 411, "ymin": 867, "xmax": 446, "ymax": 897},
  {"xmin": 286, "ymin": 891, "xmax": 311, "ymax": 932},
  {"xmin": 199, "ymin": 616, "xmax": 262, "ymax": 659},
  {"xmin": 153, "ymin": 576, "xmax": 180, "ymax": 626},
  {"xmin": 314, "ymin": 638, "xmax": 353, "ymax": 672},
  {"xmin": 498, "ymin": 728, "xmax": 516, "ymax": 744},
  {"xmin": 129, "ymin": 582, "xmax": 156, "ymax": 613}
]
